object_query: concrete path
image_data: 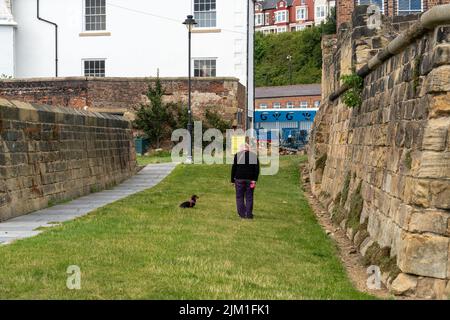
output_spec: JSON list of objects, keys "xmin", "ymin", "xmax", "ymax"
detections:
[{"xmin": 0, "ymin": 163, "xmax": 178, "ymax": 245}]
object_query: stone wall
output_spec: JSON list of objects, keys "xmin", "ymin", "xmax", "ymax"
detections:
[
  {"xmin": 308, "ymin": 5, "xmax": 450, "ymax": 299},
  {"xmin": 0, "ymin": 98, "xmax": 136, "ymax": 221},
  {"xmin": 0, "ymin": 77, "xmax": 247, "ymax": 127},
  {"xmin": 337, "ymin": 1, "xmax": 450, "ymax": 28}
]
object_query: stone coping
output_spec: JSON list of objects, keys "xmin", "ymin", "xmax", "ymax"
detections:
[
  {"xmin": 0, "ymin": 76, "xmax": 241, "ymax": 83},
  {"xmin": 0, "ymin": 97, "xmax": 131, "ymax": 127},
  {"xmin": 329, "ymin": 4, "xmax": 450, "ymax": 102}
]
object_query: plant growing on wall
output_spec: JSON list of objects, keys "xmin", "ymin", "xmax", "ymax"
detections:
[
  {"xmin": 133, "ymin": 77, "xmax": 177, "ymax": 149},
  {"xmin": 341, "ymin": 73, "xmax": 363, "ymax": 108}
]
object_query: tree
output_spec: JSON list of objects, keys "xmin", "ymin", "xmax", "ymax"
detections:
[
  {"xmin": 320, "ymin": 7, "xmax": 337, "ymax": 35},
  {"xmin": 133, "ymin": 77, "xmax": 177, "ymax": 149},
  {"xmin": 254, "ymin": 27, "xmax": 323, "ymax": 87}
]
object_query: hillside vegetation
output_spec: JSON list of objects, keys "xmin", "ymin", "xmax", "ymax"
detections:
[{"xmin": 255, "ymin": 11, "xmax": 336, "ymax": 87}]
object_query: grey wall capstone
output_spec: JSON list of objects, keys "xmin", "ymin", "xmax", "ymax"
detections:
[{"xmin": 0, "ymin": 98, "xmax": 136, "ymax": 221}]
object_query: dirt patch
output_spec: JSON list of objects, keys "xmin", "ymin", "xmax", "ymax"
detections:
[{"xmin": 299, "ymin": 162, "xmax": 396, "ymax": 300}]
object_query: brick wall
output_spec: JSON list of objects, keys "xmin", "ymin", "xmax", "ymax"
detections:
[
  {"xmin": 255, "ymin": 95, "xmax": 321, "ymax": 109},
  {"xmin": 309, "ymin": 6, "xmax": 450, "ymax": 298},
  {"xmin": 0, "ymin": 77, "xmax": 247, "ymax": 128},
  {"xmin": 0, "ymin": 98, "xmax": 136, "ymax": 221}
]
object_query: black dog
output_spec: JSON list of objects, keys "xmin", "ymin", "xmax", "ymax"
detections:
[{"xmin": 179, "ymin": 195, "xmax": 199, "ymax": 208}]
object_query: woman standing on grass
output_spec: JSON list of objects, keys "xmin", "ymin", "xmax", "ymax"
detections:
[{"xmin": 231, "ymin": 142, "xmax": 260, "ymax": 219}]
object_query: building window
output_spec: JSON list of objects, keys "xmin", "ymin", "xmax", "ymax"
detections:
[
  {"xmin": 84, "ymin": 59, "xmax": 105, "ymax": 77},
  {"xmin": 194, "ymin": 0, "xmax": 217, "ymax": 28},
  {"xmin": 85, "ymin": 0, "xmax": 106, "ymax": 31},
  {"xmin": 300, "ymin": 101, "xmax": 308, "ymax": 108},
  {"xmin": 287, "ymin": 102, "xmax": 294, "ymax": 108},
  {"xmin": 265, "ymin": 13, "xmax": 270, "ymax": 25},
  {"xmin": 397, "ymin": 0, "xmax": 422, "ymax": 15},
  {"xmin": 259, "ymin": 103, "xmax": 268, "ymax": 109},
  {"xmin": 273, "ymin": 102, "xmax": 281, "ymax": 109},
  {"xmin": 296, "ymin": 7, "xmax": 308, "ymax": 20},
  {"xmin": 296, "ymin": 24, "xmax": 306, "ymax": 31},
  {"xmin": 315, "ymin": 6, "xmax": 327, "ymax": 18},
  {"xmin": 314, "ymin": 100, "xmax": 321, "ymax": 108},
  {"xmin": 275, "ymin": 10, "xmax": 288, "ymax": 23},
  {"xmin": 255, "ymin": 13, "xmax": 264, "ymax": 26},
  {"xmin": 358, "ymin": 0, "xmax": 384, "ymax": 13},
  {"xmin": 194, "ymin": 58, "xmax": 216, "ymax": 77},
  {"xmin": 276, "ymin": 26, "xmax": 287, "ymax": 33}
]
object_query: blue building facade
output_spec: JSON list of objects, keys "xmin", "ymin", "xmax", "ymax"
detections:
[{"xmin": 254, "ymin": 108, "xmax": 318, "ymax": 147}]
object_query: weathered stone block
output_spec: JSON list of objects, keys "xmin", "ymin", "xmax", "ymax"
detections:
[
  {"xmin": 422, "ymin": 118, "xmax": 449, "ymax": 151},
  {"xmin": 398, "ymin": 233, "xmax": 449, "ymax": 279},
  {"xmin": 422, "ymin": 65, "xmax": 450, "ymax": 94},
  {"xmin": 409, "ymin": 210, "xmax": 449, "ymax": 235},
  {"xmin": 430, "ymin": 180, "xmax": 450, "ymax": 210},
  {"xmin": 390, "ymin": 273, "xmax": 418, "ymax": 296}
]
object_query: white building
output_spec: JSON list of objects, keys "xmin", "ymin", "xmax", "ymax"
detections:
[
  {"xmin": 0, "ymin": 0, "xmax": 249, "ymax": 84},
  {"xmin": 0, "ymin": 0, "xmax": 16, "ymax": 77},
  {"xmin": 314, "ymin": 0, "xmax": 335, "ymax": 25}
]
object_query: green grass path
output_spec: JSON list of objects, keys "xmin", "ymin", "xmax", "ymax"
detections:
[{"xmin": 0, "ymin": 156, "xmax": 373, "ymax": 299}]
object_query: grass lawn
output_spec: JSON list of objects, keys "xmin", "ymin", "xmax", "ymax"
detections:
[
  {"xmin": 137, "ymin": 150, "xmax": 172, "ymax": 165},
  {"xmin": 0, "ymin": 156, "xmax": 374, "ymax": 299}
]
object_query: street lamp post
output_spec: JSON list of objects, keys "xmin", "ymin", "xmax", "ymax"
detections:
[
  {"xmin": 183, "ymin": 15, "xmax": 197, "ymax": 164},
  {"xmin": 287, "ymin": 55, "xmax": 293, "ymax": 85}
]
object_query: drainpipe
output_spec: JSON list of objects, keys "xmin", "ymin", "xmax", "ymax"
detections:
[{"xmin": 37, "ymin": 0, "xmax": 58, "ymax": 77}]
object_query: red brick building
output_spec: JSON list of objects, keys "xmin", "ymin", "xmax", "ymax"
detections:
[
  {"xmin": 255, "ymin": 0, "xmax": 316, "ymax": 33},
  {"xmin": 337, "ymin": 0, "xmax": 450, "ymax": 27},
  {"xmin": 255, "ymin": 84, "xmax": 321, "ymax": 109}
]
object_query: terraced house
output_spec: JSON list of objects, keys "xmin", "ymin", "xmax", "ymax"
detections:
[
  {"xmin": 0, "ymin": 0, "xmax": 249, "ymax": 84},
  {"xmin": 254, "ymin": 0, "xmax": 336, "ymax": 33}
]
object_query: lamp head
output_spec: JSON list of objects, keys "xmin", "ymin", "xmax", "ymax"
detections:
[{"xmin": 183, "ymin": 15, "xmax": 197, "ymax": 31}]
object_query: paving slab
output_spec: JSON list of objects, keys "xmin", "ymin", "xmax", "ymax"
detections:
[{"xmin": 0, "ymin": 163, "xmax": 178, "ymax": 245}]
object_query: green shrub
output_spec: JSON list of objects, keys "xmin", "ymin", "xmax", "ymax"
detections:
[{"xmin": 341, "ymin": 73, "xmax": 363, "ymax": 108}]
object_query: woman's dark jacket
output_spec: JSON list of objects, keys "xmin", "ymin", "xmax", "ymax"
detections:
[{"xmin": 231, "ymin": 150, "xmax": 260, "ymax": 183}]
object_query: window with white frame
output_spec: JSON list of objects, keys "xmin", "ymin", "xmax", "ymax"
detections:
[
  {"xmin": 397, "ymin": 0, "xmax": 422, "ymax": 15},
  {"xmin": 275, "ymin": 10, "xmax": 288, "ymax": 23},
  {"xmin": 255, "ymin": 13, "xmax": 264, "ymax": 26},
  {"xmin": 300, "ymin": 101, "xmax": 308, "ymax": 108},
  {"xmin": 273, "ymin": 102, "xmax": 281, "ymax": 109},
  {"xmin": 84, "ymin": 59, "xmax": 105, "ymax": 77},
  {"xmin": 314, "ymin": 100, "xmax": 321, "ymax": 107},
  {"xmin": 194, "ymin": 58, "xmax": 216, "ymax": 77},
  {"xmin": 315, "ymin": 6, "xmax": 326, "ymax": 18},
  {"xmin": 194, "ymin": 0, "xmax": 217, "ymax": 28},
  {"xmin": 358, "ymin": 0, "xmax": 384, "ymax": 13},
  {"xmin": 265, "ymin": 13, "xmax": 270, "ymax": 25},
  {"xmin": 259, "ymin": 103, "xmax": 268, "ymax": 109},
  {"xmin": 296, "ymin": 24, "xmax": 306, "ymax": 31},
  {"xmin": 276, "ymin": 26, "xmax": 287, "ymax": 33},
  {"xmin": 287, "ymin": 102, "xmax": 294, "ymax": 108},
  {"xmin": 296, "ymin": 7, "xmax": 308, "ymax": 20},
  {"xmin": 84, "ymin": 0, "xmax": 106, "ymax": 31}
]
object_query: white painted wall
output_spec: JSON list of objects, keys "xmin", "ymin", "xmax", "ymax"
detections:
[
  {"xmin": 0, "ymin": 0, "xmax": 16, "ymax": 77},
  {"xmin": 0, "ymin": 26, "xmax": 15, "ymax": 77},
  {"xmin": 11, "ymin": 0, "xmax": 248, "ymax": 84}
]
